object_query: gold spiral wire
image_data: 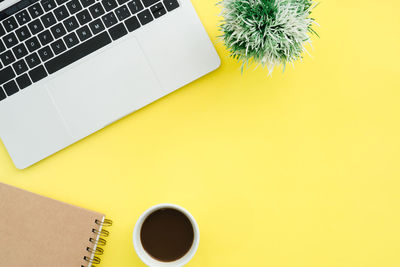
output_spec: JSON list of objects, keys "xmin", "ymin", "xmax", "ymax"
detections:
[
  {"xmin": 95, "ymin": 219, "xmax": 113, "ymax": 227},
  {"xmin": 82, "ymin": 218, "xmax": 113, "ymax": 267},
  {"xmin": 83, "ymin": 255, "xmax": 101, "ymax": 264},
  {"xmin": 92, "ymin": 228, "xmax": 109, "ymax": 237}
]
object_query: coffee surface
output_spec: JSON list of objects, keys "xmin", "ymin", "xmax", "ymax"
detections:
[{"xmin": 140, "ymin": 208, "xmax": 194, "ymax": 262}]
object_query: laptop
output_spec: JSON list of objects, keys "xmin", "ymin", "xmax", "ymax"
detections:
[{"xmin": 0, "ymin": 0, "xmax": 220, "ymax": 169}]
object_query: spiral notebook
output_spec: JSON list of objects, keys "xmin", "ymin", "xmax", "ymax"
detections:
[{"xmin": 0, "ymin": 182, "xmax": 112, "ymax": 267}]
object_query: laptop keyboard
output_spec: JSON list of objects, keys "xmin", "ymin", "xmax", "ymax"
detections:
[{"xmin": 0, "ymin": 0, "xmax": 179, "ymax": 101}]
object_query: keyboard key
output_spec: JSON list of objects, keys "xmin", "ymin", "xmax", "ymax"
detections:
[
  {"xmin": 108, "ymin": 23, "xmax": 127, "ymax": 40},
  {"xmin": 66, "ymin": 0, "xmax": 83, "ymax": 15},
  {"xmin": 51, "ymin": 39, "xmax": 67, "ymax": 54},
  {"xmin": 12, "ymin": 44, "xmax": 28, "ymax": 59},
  {"xmin": 115, "ymin": 5, "xmax": 130, "ymax": 21},
  {"xmin": 16, "ymin": 0, "xmax": 34, "ymax": 11},
  {"xmin": 16, "ymin": 74, "xmax": 32, "ymax": 89},
  {"xmin": 41, "ymin": 0, "xmax": 57, "ymax": 12},
  {"xmin": 142, "ymin": 0, "xmax": 158, "ymax": 7},
  {"xmin": 0, "ymin": 24, "xmax": 5, "ymax": 37},
  {"xmin": 2, "ymin": 17, "xmax": 18, "ymax": 32},
  {"xmin": 54, "ymin": 5, "xmax": 70, "ymax": 21},
  {"xmin": 25, "ymin": 36, "xmax": 41, "ymax": 52},
  {"xmin": 63, "ymin": 32, "xmax": 79, "ymax": 48},
  {"xmin": 102, "ymin": 12, "xmax": 117, "ymax": 28},
  {"xmin": 117, "ymin": 0, "xmax": 129, "ymax": 5},
  {"xmin": 13, "ymin": 59, "xmax": 29, "ymax": 75},
  {"xmin": 102, "ymin": 0, "xmax": 117, "ymax": 12},
  {"xmin": 15, "ymin": 10, "xmax": 31, "ymax": 26},
  {"xmin": 163, "ymin": 0, "xmax": 179, "ymax": 11},
  {"xmin": 89, "ymin": 19, "xmax": 105, "ymax": 34},
  {"xmin": 28, "ymin": 3, "xmax": 44, "ymax": 19},
  {"xmin": 26, "ymin": 52, "xmax": 41, "ymax": 68},
  {"xmin": 0, "ymin": 41, "xmax": 5, "ymax": 53},
  {"xmin": 64, "ymin": 16, "xmax": 79, "ymax": 31},
  {"xmin": 3, "ymin": 80, "xmax": 19, "ymax": 96},
  {"xmin": 51, "ymin": 23, "xmax": 67, "ymax": 39},
  {"xmin": 0, "ymin": 66, "xmax": 16, "ymax": 84},
  {"xmin": 28, "ymin": 19, "xmax": 44, "ymax": 34},
  {"xmin": 41, "ymin": 13, "xmax": 57, "ymax": 27},
  {"xmin": 0, "ymin": 50, "xmax": 16, "ymax": 66},
  {"xmin": 124, "ymin": 15, "xmax": 140, "ymax": 32},
  {"xmin": 150, "ymin": 3, "xmax": 166, "ymax": 18},
  {"xmin": 89, "ymin": 3, "xmax": 105, "ymax": 19},
  {"xmin": 56, "ymin": 0, "xmax": 69, "ymax": 5},
  {"xmin": 137, "ymin": 9, "xmax": 153, "ymax": 25},
  {"xmin": 127, "ymin": 0, "xmax": 143, "ymax": 14},
  {"xmin": 0, "ymin": 87, "xmax": 6, "ymax": 101},
  {"xmin": 76, "ymin": 9, "xmax": 92, "ymax": 25},
  {"xmin": 45, "ymin": 31, "xmax": 111, "ymax": 74},
  {"xmin": 81, "ymin": 0, "xmax": 95, "ymax": 8},
  {"xmin": 38, "ymin": 29, "xmax": 54, "ymax": 45},
  {"xmin": 29, "ymin": 65, "xmax": 48, "ymax": 82},
  {"xmin": 76, "ymin": 25, "xmax": 92, "ymax": 41},
  {"xmin": 3, "ymin": 32, "xmax": 19, "ymax": 48},
  {"xmin": 15, "ymin": 26, "xmax": 31, "ymax": 42},
  {"xmin": 38, "ymin": 46, "xmax": 54, "ymax": 61}
]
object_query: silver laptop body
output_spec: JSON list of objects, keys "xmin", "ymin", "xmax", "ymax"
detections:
[{"xmin": 0, "ymin": 0, "xmax": 220, "ymax": 169}]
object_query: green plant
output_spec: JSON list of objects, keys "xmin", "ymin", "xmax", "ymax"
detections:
[{"xmin": 218, "ymin": 0, "xmax": 318, "ymax": 74}]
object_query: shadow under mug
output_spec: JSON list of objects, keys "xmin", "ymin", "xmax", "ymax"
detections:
[{"xmin": 133, "ymin": 203, "xmax": 200, "ymax": 267}]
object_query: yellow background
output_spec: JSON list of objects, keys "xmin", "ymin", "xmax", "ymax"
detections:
[{"xmin": 1, "ymin": 0, "xmax": 400, "ymax": 266}]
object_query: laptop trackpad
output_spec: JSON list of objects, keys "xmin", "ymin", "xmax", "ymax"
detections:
[{"xmin": 47, "ymin": 36, "xmax": 163, "ymax": 138}]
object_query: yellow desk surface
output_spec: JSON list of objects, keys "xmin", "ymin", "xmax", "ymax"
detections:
[{"xmin": 1, "ymin": 0, "xmax": 400, "ymax": 266}]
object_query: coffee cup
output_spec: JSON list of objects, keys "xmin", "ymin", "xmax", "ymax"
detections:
[{"xmin": 133, "ymin": 204, "xmax": 200, "ymax": 266}]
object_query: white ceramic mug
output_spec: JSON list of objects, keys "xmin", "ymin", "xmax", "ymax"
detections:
[{"xmin": 133, "ymin": 203, "xmax": 200, "ymax": 267}]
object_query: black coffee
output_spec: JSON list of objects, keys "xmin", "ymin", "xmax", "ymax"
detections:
[{"xmin": 140, "ymin": 208, "xmax": 194, "ymax": 262}]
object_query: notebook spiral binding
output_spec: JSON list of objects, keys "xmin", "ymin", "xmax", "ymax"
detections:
[{"xmin": 82, "ymin": 219, "xmax": 113, "ymax": 267}]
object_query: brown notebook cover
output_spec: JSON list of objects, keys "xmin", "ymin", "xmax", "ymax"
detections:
[{"xmin": 0, "ymin": 182, "xmax": 111, "ymax": 267}]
